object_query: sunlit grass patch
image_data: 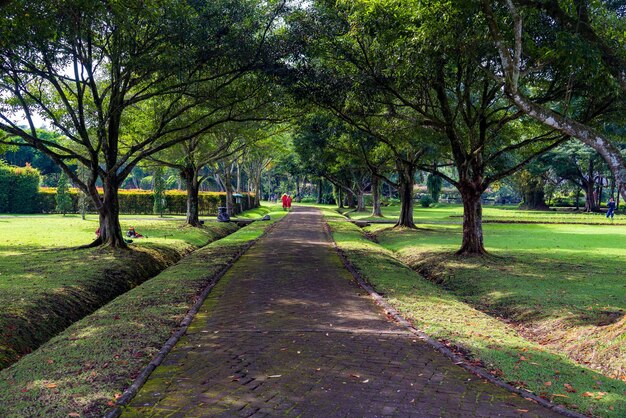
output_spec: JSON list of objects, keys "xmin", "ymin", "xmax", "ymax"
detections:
[
  {"xmin": 329, "ymin": 220, "xmax": 626, "ymax": 417},
  {"xmin": 0, "ymin": 217, "xmax": 279, "ymax": 417},
  {"xmin": 234, "ymin": 202, "xmax": 287, "ymax": 219},
  {"xmin": 0, "ymin": 215, "xmax": 241, "ymax": 370},
  {"xmin": 346, "ymin": 203, "xmax": 626, "ymax": 225}
]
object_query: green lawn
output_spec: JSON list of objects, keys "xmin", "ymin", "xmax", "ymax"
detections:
[
  {"xmin": 0, "ymin": 214, "xmax": 284, "ymax": 417},
  {"xmin": 347, "ymin": 203, "xmax": 625, "ymax": 225},
  {"xmin": 368, "ymin": 221, "xmax": 626, "ymax": 373},
  {"xmin": 329, "ymin": 220, "xmax": 626, "ymax": 417},
  {"xmin": 232, "ymin": 203, "xmax": 288, "ymax": 219},
  {"xmin": 0, "ymin": 214, "xmax": 244, "ymax": 369},
  {"xmin": 321, "ymin": 202, "xmax": 626, "ymax": 415}
]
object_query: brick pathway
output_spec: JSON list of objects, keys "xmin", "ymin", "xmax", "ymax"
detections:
[{"xmin": 125, "ymin": 207, "xmax": 560, "ymax": 417}]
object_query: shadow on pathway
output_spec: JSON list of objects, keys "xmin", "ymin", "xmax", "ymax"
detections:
[{"xmin": 125, "ymin": 207, "xmax": 559, "ymax": 417}]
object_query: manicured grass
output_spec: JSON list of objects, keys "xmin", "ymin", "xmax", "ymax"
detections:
[
  {"xmin": 368, "ymin": 222, "xmax": 626, "ymax": 376},
  {"xmin": 0, "ymin": 214, "xmax": 284, "ymax": 417},
  {"xmin": 232, "ymin": 202, "xmax": 287, "ymax": 219},
  {"xmin": 348, "ymin": 203, "xmax": 626, "ymax": 225},
  {"xmin": 0, "ymin": 218, "xmax": 236, "ymax": 369},
  {"xmin": 329, "ymin": 221, "xmax": 626, "ymax": 417},
  {"xmin": 0, "ymin": 215, "xmax": 239, "ymax": 369}
]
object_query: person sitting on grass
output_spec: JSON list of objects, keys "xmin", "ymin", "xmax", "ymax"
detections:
[
  {"xmin": 606, "ymin": 197, "xmax": 616, "ymax": 219},
  {"xmin": 126, "ymin": 226, "xmax": 145, "ymax": 238}
]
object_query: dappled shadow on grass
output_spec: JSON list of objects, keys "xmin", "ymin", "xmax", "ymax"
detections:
[
  {"xmin": 0, "ymin": 245, "xmax": 177, "ymax": 370},
  {"xmin": 0, "ymin": 221, "xmax": 239, "ymax": 371},
  {"xmin": 396, "ymin": 248, "xmax": 625, "ymax": 323},
  {"xmin": 330, "ymin": 224, "xmax": 626, "ymax": 417},
  {"xmin": 0, "ymin": 220, "xmax": 273, "ymax": 416},
  {"xmin": 567, "ymin": 310, "xmax": 624, "ymax": 327}
]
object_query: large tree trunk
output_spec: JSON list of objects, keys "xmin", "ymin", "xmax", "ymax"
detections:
[
  {"xmin": 458, "ymin": 187, "xmax": 487, "ymax": 255},
  {"xmin": 346, "ymin": 192, "xmax": 355, "ymax": 209},
  {"xmin": 520, "ymin": 178, "xmax": 549, "ymax": 210},
  {"xmin": 395, "ymin": 161, "xmax": 416, "ymax": 228},
  {"xmin": 181, "ymin": 168, "xmax": 201, "ymax": 227},
  {"xmin": 336, "ymin": 186, "xmax": 344, "ymax": 209},
  {"xmin": 356, "ymin": 189, "xmax": 366, "ymax": 212},
  {"xmin": 371, "ymin": 175, "xmax": 383, "ymax": 217},
  {"xmin": 584, "ymin": 181, "xmax": 598, "ymax": 212},
  {"xmin": 236, "ymin": 162, "xmax": 242, "ymax": 193},
  {"xmin": 254, "ymin": 171, "xmax": 262, "ymax": 207},
  {"xmin": 92, "ymin": 177, "xmax": 127, "ymax": 248},
  {"xmin": 224, "ymin": 169, "xmax": 235, "ymax": 216}
]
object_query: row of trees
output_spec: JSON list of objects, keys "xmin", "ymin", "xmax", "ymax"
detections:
[
  {"xmin": 0, "ymin": 0, "xmax": 293, "ymax": 247},
  {"xmin": 280, "ymin": 0, "xmax": 625, "ymax": 255},
  {"xmin": 1, "ymin": 1, "xmax": 624, "ymax": 255}
]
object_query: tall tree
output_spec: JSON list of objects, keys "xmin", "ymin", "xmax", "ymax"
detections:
[
  {"xmin": 242, "ymin": 127, "xmax": 292, "ymax": 208},
  {"xmin": 0, "ymin": 0, "xmax": 287, "ymax": 247},
  {"xmin": 481, "ymin": 0, "xmax": 626, "ymax": 202},
  {"xmin": 153, "ymin": 166, "xmax": 167, "ymax": 218},
  {"xmin": 151, "ymin": 126, "xmax": 248, "ymax": 226},
  {"xmin": 292, "ymin": 1, "xmax": 564, "ymax": 253}
]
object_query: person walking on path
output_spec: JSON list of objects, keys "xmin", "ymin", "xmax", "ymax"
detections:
[
  {"xmin": 606, "ymin": 197, "xmax": 616, "ymax": 219},
  {"xmin": 286, "ymin": 193, "xmax": 292, "ymax": 210},
  {"xmin": 281, "ymin": 193, "xmax": 289, "ymax": 211}
]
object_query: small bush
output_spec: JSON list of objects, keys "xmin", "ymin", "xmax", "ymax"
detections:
[{"xmin": 420, "ymin": 195, "xmax": 434, "ymax": 208}]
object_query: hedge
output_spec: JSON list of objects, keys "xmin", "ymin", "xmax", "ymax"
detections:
[
  {"xmin": 0, "ymin": 163, "xmax": 41, "ymax": 213},
  {"xmin": 35, "ymin": 188, "xmax": 255, "ymax": 215}
]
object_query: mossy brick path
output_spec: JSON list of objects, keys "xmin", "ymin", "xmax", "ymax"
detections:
[{"xmin": 124, "ymin": 208, "xmax": 559, "ymax": 417}]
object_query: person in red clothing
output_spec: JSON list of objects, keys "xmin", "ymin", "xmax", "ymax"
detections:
[
  {"xmin": 286, "ymin": 194, "xmax": 292, "ymax": 210},
  {"xmin": 281, "ymin": 193, "xmax": 289, "ymax": 211}
]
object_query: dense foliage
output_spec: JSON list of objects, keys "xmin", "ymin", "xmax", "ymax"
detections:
[{"xmin": 0, "ymin": 162, "xmax": 40, "ymax": 213}]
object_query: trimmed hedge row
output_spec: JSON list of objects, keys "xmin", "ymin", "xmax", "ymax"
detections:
[
  {"xmin": 36, "ymin": 189, "xmax": 255, "ymax": 215},
  {"xmin": 0, "ymin": 163, "xmax": 41, "ymax": 213}
]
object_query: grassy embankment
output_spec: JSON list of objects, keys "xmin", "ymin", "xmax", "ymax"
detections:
[
  {"xmin": 0, "ymin": 215, "xmax": 238, "ymax": 370},
  {"xmin": 0, "ymin": 208, "xmax": 284, "ymax": 417},
  {"xmin": 325, "ymin": 203, "xmax": 626, "ymax": 417}
]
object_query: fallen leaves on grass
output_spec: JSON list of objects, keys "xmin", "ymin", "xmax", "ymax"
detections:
[
  {"xmin": 582, "ymin": 391, "xmax": 607, "ymax": 400},
  {"xmin": 564, "ymin": 383, "xmax": 577, "ymax": 393}
]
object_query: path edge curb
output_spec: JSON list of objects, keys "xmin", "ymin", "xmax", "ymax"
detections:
[
  {"xmin": 105, "ymin": 217, "xmax": 284, "ymax": 418},
  {"xmin": 323, "ymin": 221, "xmax": 588, "ymax": 418}
]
